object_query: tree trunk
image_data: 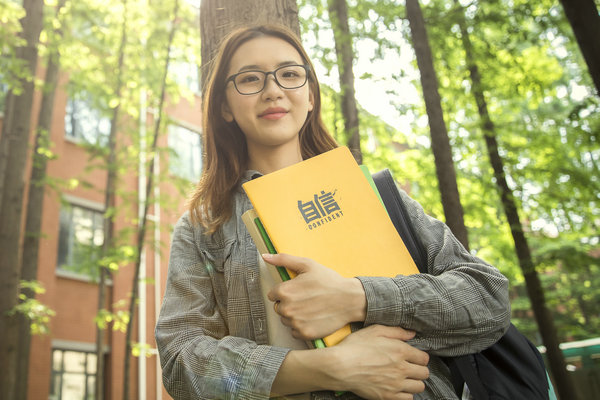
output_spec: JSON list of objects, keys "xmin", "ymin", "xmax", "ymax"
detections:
[
  {"xmin": 327, "ymin": 0, "xmax": 362, "ymax": 164},
  {"xmin": 16, "ymin": 4, "xmax": 66, "ymax": 400},
  {"xmin": 405, "ymin": 0, "xmax": 469, "ymax": 249},
  {"xmin": 94, "ymin": 1, "xmax": 128, "ymax": 399},
  {"xmin": 0, "ymin": 92, "xmax": 15, "ymax": 210},
  {"xmin": 200, "ymin": 0, "xmax": 300, "ymax": 93},
  {"xmin": 122, "ymin": 1, "xmax": 178, "ymax": 399},
  {"xmin": 0, "ymin": 1, "xmax": 44, "ymax": 399},
  {"xmin": 455, "ymin": 4, "xmax": 577, "ymax": 399},
  {"xmin": 558, "ymin": 0, "xmax": 600, "ymax": 97}
]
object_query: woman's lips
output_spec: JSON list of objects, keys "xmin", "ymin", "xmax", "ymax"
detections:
[{"xmin": 259, "ymin": 108, "xmax": 288, "ymax": 120}]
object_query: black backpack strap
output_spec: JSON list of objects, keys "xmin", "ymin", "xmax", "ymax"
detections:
[
  {"xmin": 372, "ymin": 169, "xmax": 427, "ymax": 273},
  {"xmin": 449, "ymin": 356, "xmax": 490, "ymax": 400},
  {"xmin": 373, "ymin": 168, "xmax": 550, "ymax": 400},
  {"xmin": 373, "ymin": 169, "xmax": 479, "ymax": 397}
]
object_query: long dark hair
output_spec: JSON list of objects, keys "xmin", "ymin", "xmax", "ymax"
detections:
[{"xmin": 189, "ymin": 24, "xmax": 338, "ymax": 233}]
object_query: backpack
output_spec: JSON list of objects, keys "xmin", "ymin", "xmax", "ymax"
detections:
[{"xmin": 372, "ymin": 168, "xmax": 550, "ymax": 400}]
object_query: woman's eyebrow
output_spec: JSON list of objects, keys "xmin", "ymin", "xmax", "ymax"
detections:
[{"xmin": 236, "ymin": 60, "xmax": 302, "ymax": 72}]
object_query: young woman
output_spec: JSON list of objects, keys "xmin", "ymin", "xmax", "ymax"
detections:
[{"xmin": 155, "ymin": 24, "xmax": 510, "ymax": 400}]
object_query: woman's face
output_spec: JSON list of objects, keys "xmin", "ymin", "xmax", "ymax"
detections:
[{"xmin": 222, "ymin": 36, "xmax": 314, "ymax": 157}]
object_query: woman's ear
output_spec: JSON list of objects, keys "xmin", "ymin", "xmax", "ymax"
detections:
[
  {"xmin": 308, "ymin": 90, "xmax": 314, "ymax": 112},
  {"xmin": 222, "ymin": 102, "xmax": 234, "ymax": 122}
]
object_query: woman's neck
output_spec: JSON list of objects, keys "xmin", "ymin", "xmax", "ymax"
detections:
[{"xmin": 247, "ymin": 140, "xmax": 303, "ymax": 175}]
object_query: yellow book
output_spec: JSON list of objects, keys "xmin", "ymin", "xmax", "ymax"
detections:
[{"xmin": 242, "ymin": 146, "xmax": 419, "ymax": 346}]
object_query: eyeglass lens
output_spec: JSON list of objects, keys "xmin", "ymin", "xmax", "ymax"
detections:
[{"xmin": 233, "ymin": 65, "xmax": 307, "ymax": 95}]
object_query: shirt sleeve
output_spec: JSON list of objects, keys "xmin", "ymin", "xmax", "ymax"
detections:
[
  {"xmin": 357, "ymin": 187, "xmax": 511, "ymax": 357},
  {"xmin": 155, "ymin": 213, "xmax": 290, "ymax": 400}
]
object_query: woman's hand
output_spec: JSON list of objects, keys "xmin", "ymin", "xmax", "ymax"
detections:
[
  {"xmin": 264, "ymin": 253, "xmax": 367, "ymax": 340},
  {"xmin": 331, "ymin": 325, "xmax": 430, "ymax": 399},
  {"xmin": 272, "ymin": 325, "xmax": 430, "ymax": 399}
]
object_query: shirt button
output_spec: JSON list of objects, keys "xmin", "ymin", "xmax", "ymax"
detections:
[{"xmin": 256, "ymin": 318, "xmax": 264, "ymax": 332}]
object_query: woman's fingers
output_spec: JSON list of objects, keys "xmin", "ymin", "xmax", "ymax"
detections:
[{"xmin": 399, "ymin": 378, "xmax": 427, "ymax": 394}]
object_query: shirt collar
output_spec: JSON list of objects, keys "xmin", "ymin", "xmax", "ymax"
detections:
[{"xmin": 242, "ymin": 170, "xmax": 263, "ymax": 184}]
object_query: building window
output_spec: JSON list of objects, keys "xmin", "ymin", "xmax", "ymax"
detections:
[
  {"xmin": 57, "ymin": 202, "xmax": 104, "ymax": 279},
  {"xmin": 50, "ymin": 348, "xmax": 97, "ymax": 400},
  {"xmin": 64, "ymin": 96, "xmax": 110, "ymax": 146},
  {"xmin": 167, "ymin": 124, "xmax": 202, "ymax": 182},
  {"xmin": 169, "ymin": 59, "xmax": 201, "ymax": 93}
]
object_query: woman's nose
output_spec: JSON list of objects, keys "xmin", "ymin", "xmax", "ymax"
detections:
[{"xmin": 261, "ymin": 74, "xmax": 284, "ymax": 99}]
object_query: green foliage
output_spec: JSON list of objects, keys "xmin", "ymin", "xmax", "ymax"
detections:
[
  {"xmin": 95, "ymin": 301, "xmax": 130, "ymax": 332},
  {"xmin": 9, "ymin": 281, "xmax": 56, "ymax": 335},
  {"xmin": 41, "ymin": 0, "xmax": 201, "ymax": 267},
  {"xmin": 533, "ymin": 239, "xmax": 600, "ymax": 341},
  {"xmin": 99, "ymin": 245, "xmax": 137, "ymax": 273},
  {"xmin": 0, "ymin": 0, "xmax": 27, "ymax": 100},
  {"xmin": 131, "ymin": 342, "xmax": 154, "ymax": 357},
  {"xmin": 418, "ymin": 0, "xmax": 599, "ymax": 341},
  {"xmin": 0, "ymin": 1, "xmax": 202, "ymax": 363},
  {"xmin": 299, "ymin": 0, "xmax": 600, "ymax": 342}
]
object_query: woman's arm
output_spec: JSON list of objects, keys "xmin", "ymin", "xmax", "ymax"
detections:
[
  {"xmin": 155, "ymin": 213, "xmax": 289, "ymax": 399},
  {"xmin": 358, "ymin": 187, "xmax": 511, "ymax": 356},
  {"xmin": 272, "ymin": 325, "xmax": 430, "ymax": 399}
]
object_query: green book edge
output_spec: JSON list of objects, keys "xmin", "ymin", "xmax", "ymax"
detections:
[{"xmin": 360, "ymin": 165, "xmax": 386, "ymax": 210}]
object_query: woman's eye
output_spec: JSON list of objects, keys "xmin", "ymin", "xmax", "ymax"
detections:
[
  {"xmin": 280, "ymin": 70, "xmax": 299, "ymax": 78},
  {"xmin": 238, "ymin": 73, "xmax": 261, "ymax": 84}
]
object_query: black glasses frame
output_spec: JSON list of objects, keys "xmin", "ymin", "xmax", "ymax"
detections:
[{"xmin": 225, "ymin": 64, "xmax": 311, "ymax": 95}]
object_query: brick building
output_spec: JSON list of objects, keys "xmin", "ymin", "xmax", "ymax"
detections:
[{"xmin": 1, "ymin": 60, "xmax": 201, "ymax": 399}]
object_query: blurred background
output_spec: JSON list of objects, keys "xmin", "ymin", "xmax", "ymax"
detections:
[{"xmin": 0, "ymin": 0, "xmax": 598, "ymax": 399}]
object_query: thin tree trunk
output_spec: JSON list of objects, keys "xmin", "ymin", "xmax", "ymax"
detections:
[
  {"xmin": 328, "ymin": 0, "xmax": 362, "ymax": 164},
  {"xmin": 405, "ymin": 0, "xmax": 469, "ymax": 249},
  {"xmin": 0, "ymin": 1, "xmax": 44, "ymax": 398},
  {"xmin": 16, "ymin": 4, "xmax": 66, "ymax": 400},
  {"xmin": 123, "ymin": 1, "xmax": 178, "ymax": 399},
  {"xmin": 455, "ymin": 4, "xmax": 577, "ymax": 399},
  {"xmin": 0, "ymin": 92, "xmax": 16, "ymax": 210},
  {"xmin": 574, "ymin": 292, "xmax": 590, "ymax": 327},
  {"xmin": 95, "ymin": 1, "xmax": 128, "ymax": 399},
  {"xmin": 557, "ymin": 0, "xmax": 600, "ymax": 96},
  {"xmin": 200, "ymin": 0, "xmax": 300, "ymax": 93}
]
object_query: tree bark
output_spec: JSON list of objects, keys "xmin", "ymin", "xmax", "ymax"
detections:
[
  {"xmin": 558, "ymin": 0, "xmax": 600, "ymax": 97},
  {"xmin": 405, "ymin": 0, "xmax": 469, "ymax": 249},
  {"xmin": 200, "ymin": 0, "xmax": 300, "ymax": 93},
  {"xmin": 327, "ymin": 0, "xmax": 362, "ymax": 164},
  {"xmin": 0, "ymin": 92, "xmax": 15, "ymax": 211},
  {"xmin": 455, "ymin": 4, "xmax": 577, "ymax": 399},
  {"xmin": 16, "ymin": 4, "xmax": 66, "ymax": 400},
  {"xmin": 0, "ymin": 1, "xmax": 44, "ymax": 398}
]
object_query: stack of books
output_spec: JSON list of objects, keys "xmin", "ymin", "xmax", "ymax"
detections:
[{"xmin": 242, "ymin": 146, "xmax": 419, "ymax": 348}]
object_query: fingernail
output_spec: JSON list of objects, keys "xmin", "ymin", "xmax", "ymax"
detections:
[{"xmin": 262, "ymin": 253, "xmax": 274, "ymax": 260}]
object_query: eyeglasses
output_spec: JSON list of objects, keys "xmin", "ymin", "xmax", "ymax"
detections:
[{"xmin": 225, "ymin": 64, "xmax": 310, "ymax": 95}]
